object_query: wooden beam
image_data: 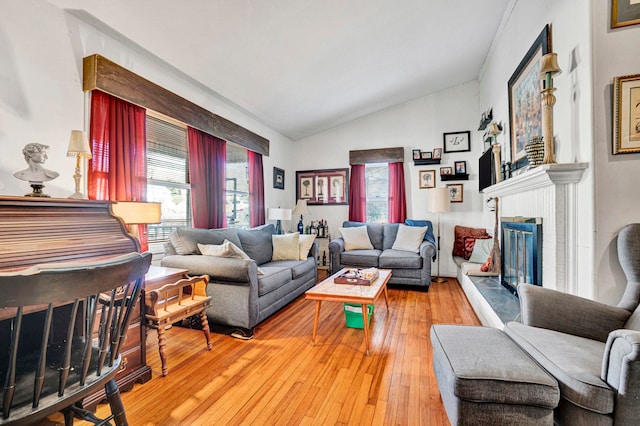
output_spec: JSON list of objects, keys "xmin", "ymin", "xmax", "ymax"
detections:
[
  {"xmin": 349, "ymin": 147, "xmax": 404, "ymax": 165},
  {"xmin": 82, "ymin": 54, "xmax": 269, "ymax": 156}
]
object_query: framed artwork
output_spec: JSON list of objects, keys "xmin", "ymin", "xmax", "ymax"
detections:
[
  {"xmin": 412, "ymin": 149, "xmax": 421, "ymax": 160},
  {"xmin": 419, "ymin": 170, "xmax": 436, "ymax": 189},
  {"xmin": 454, "ymin": 161, "xmax": 467, "ymax": 174},
  {"xmin": 420, "ymin": 151, "xmax": 433, "ymax": 160},
  {"xmin": 613, "ymin": 74, "xmax": 640, "ymax": 154},
  {"xmin": 273, "ymin": 167, "xmax": 285, "ymax": 190},
  {"xmin": 296, "ymin": 168, "xmax": 349, "ymax": 205},
  {"xmin": 443, "ymin": 131, "xmax": 471, "ymax": 153},
  {"xmin": 432, "ymin": 147, "xmax": 442, "ymax": 159},
  {"xmin": 612, "ymin": 0, "xmax": 640, "ymax": 28},
  {"xmin": 508, "ymin": 24, "xmax": 551, "ymax": 171},
  {"xmin": 440, "ymin": 166, "xmax": 453, "ymax": 175},
  {"xmin": 446, "ymin": 183, "xmax": 464, "ymax": 203}
]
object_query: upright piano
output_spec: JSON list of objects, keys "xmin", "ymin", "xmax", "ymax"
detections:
[{"xmin": 0, "ymin": 196, "xmax": 152, "ymax": 408}]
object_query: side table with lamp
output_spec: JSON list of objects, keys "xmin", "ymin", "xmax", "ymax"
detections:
[{"xmin": 427, "ymin": 187, "xmax": 451, "ymax": 283}]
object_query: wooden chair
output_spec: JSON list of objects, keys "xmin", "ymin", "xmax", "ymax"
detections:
[
  {"xmin": 0, "ymin": 252, "xmax": 151, "ymax": 425},
  {"xmin": 144, "ymin": 275, "xmax": 212, "ymax": 376}
]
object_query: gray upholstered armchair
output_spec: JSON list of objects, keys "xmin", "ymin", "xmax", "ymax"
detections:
[{"xmin": 504, "ymin": 223, "xmax": 640, "ymax": 425}]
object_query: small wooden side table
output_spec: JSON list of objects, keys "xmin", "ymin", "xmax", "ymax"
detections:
[{"xmin": 145, "ymin": 265, "xmax": 188, "ymax": 291}]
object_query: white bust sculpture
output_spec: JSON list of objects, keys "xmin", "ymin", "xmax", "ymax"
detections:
[{"xmin": 14, "ymin": 143, "xmax": 59, "ymax": 183}]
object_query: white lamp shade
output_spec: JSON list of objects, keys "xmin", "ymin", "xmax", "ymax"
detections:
[
  {"xmin": 268, "ymin": 207, "xmax": 292, "ymax": 221},
  {"xmin": 112, "ymin": 201, "xmax": 162, "ymax": 224},
  {"xmin": 67, "ymin": 130, "xmax": 92, "ymax": 158},
  {"xmin": 292, "ymin": 199, "xmax": 310, "ymax": 216},
  {"xmin": 427, "ymin": 188, "xmax": 451, "ymax": 213}
]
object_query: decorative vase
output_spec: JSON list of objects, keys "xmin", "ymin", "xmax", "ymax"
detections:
[{"xmin": 525, "ymin": 136, "xmax": 545, "ymax": 168}]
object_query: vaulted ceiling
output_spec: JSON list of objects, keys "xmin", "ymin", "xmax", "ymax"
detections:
[{"xmin": 52, "ymin": 0, "xmax": 512, "ymax": 140}]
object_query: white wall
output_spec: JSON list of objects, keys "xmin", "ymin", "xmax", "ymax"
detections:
[
  {"xmin": 592, "ymin": 0, "xmax": 640, "ymax": 304},
  {"xmin": 293, "ymin": 81, "xmax": 493, "ymax": 278},
  {"xmin": 0, "ymin": 1, "xmax": 293, "ymax": 211},
  {"xmin": 478, "ymin": 0, "xmax": 597, "ymax": 298}
]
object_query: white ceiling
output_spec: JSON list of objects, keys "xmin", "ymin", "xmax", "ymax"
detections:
[{"xmin": 52, "ymin": 0, "xmax": 512, "ymax": 140}]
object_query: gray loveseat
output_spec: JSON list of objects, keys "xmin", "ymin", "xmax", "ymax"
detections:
[
  {"xmin": 328, "ymin": 221, "xmax": 436, "ymax": 290},
  {"xmin": 161, "ymin": 224, "xmax": 317, "ymax": 337}
]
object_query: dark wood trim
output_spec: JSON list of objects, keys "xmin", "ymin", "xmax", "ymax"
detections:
[
  {"xmin": 83, "ymin": 54, "xmax": 269, "ymax": 156},
  {"xmin": 349, "ymin": 147, "xmax": 404, "ymax": 165}
]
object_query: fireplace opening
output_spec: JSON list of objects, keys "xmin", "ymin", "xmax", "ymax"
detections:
[{"xmin": 501, "ymin": 217, "xmax": 542, "ymax": 295}]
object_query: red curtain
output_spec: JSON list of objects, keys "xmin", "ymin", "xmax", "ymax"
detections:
[
  {"xmin": 348, "ymin": 164, "xmax": 366, "ymax": 222},
  {"xmin": 248, "ymin": 150, "xmax": 265, "ymax": 227},
  {"xmin": 388, "ymin": 161, "xmax": 407, "ymax": 223},
  {"xmin": 187, "ymin": 127, "xmax": 227, "ymax": 229},
  {"xmin": 87, "ymin": 90, "xmax": 149, "ymax": 251}
]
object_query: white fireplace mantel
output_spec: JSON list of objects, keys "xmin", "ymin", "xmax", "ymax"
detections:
[
  {"xmin": 482, "ymin": 162, "xmax": 589, "ymax": 295},
  {"xmin": 484, "ymin": 162, "xmax": 588, "ymax": 199}
]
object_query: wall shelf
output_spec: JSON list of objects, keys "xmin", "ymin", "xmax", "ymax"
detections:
[
  {"xmin": 441, "ymin": 173, "xmax": 469, "ymax": 181},
  {"xmin": 413, "ymin": 159, "xmax": 441, "ymax": 166}
]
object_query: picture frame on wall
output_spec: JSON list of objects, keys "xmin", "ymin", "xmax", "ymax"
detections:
[
  {"xmin": 443, "ymin": 131, "xmax": 471, "ymax": 153},
  {"xmin": 613, "ymin": 74, "xmax": 640, "ymax": 154},
  {"xmin": 273, "ymin": 167, "xmax": 285, "ymax": 190},
  {"xmin": 420, "ymin": 151, "xmax": 433, "ymax": 160},
  {"xmin": 440, "ymin": 166, "xmax": 453, "ymax": 175},
  {"xmin": 454, "ymin": 161, "xmax": 467, "ymax": 174},
  {"xmin": 508, "ymin": 24, "xmax": 551, "ymax": 172},
  {"xmin": 296, "ymin": 168, "xmax": 349, "ymax": 205},
  {"xmin": 412, "ymin": 149, "xmax": 421, "ymax": 160},
  {"xmin": 447, "ymin": 183, "xmax": 464, "ymax": 203},
  {"xmin": 419, "ymin": 170, "xmax": 436, "ymax": 189},
  {"xmin": 611, "ymin": 0, "xmax": 640, "ymax": 28},
  {"xmin": 432, "ymin": 147, "xmax": 442, "ymax": 159}
]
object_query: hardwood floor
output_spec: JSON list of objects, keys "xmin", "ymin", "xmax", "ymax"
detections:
[{"xmin": 76, "ymin": 279, "xmax": 479, "ymax": 425}]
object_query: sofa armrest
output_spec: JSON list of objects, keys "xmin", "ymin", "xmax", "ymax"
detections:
[
  {"xmin": 161, "ymin": 255, "xmax": 257, "ymax": 284},
  {"xmin": 602, "ymin": 329, "xmax": 640, "ymax": 422},
  {"xmin": 419, "ymin": 240, "xmax": 436, "ymax": 262},
  {"xmin": 329, "ymin": 238, "xmax": 345, "ymax": 274},
  {"xmin": 518, "ymin": 284, "xmax": 631, "ymax": 342}
]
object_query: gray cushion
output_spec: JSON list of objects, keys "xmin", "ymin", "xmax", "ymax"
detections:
[
  {"xmin": 238, "ymin": 224, "xmax": 275, "ymax": 265},
  {"xmin": 262, "ymin": 258, "xmax": 315, "ymax": 280},
  {"xmin": 431, "ymin": 324, "xmax": 559, "ymax": 408},
  {"xmin": 169, "ymin": 228, "xmax": 241, "ymax": 255},
  {"xmin": 505, "ymin": 321, "xmax": 613, "ymax": 414},
  {"xmin": 383, "ymin": 223, "xmax": 400, "ymax": 250},
  {"xmin": 340, "ymin": 249, "xmax": 381, "ymax": 268},
  {"xmin": 257, "ymin": 266, "xmax": 291, "ymax": 297},
  {"xmin": 379, "ymin": 249, "xmax": 422, "ymax": 269},
  {"xmin": 342, "ymin": 221, "xmax": 384, "ymax": 250}
]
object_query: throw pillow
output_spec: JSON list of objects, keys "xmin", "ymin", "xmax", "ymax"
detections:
[
  {"xmin": 339, "ymin": 226, "xmax": 374, "ymax": 250},
  {"xmin": 298, "ymin": 234, "xmax": 316, "ymax": 260},
  {"xmin": 453, "ymin": 225, "xmax": 488, "ymax": 257},
  {"xmin": 272, "ymin": 233, "xmax": 301, "ymax": 261},
  {"xmin": 463, "ymin": 235, "xmax": 491, "ymax": 260},
  {"xmin": 469, "ymin": 238, "xmax": 494, "ymax": 264},
  {"xmin": 198, "ymin": 240, "xmax": 264, "ymax": 274},
  {"xmin": 237, "ymin": 224, "xmax": 275, "ymax": 265},
  {"xmin": 392, "ymin": 224, "xmax": 428, "ymax": 253}
]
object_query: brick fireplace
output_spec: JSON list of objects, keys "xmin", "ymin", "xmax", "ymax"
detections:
[{"xmin": 484, "ymin": 163, "xmax": 587, "ymax": 295}]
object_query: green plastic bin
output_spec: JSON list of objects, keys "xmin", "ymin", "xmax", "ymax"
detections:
[{"xmin": 343, "ymin": 303, "xmax": 374, "ymax": 329}]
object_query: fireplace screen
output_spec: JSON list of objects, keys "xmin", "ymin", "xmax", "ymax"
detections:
[{"xmin": 501, "ymin": 218, "xmax": 542, "ymax": 295}]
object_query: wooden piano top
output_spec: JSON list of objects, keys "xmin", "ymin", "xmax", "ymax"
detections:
[{"xmin": 0, "ymin": 196, "xmax": 140, "ymax": 271}]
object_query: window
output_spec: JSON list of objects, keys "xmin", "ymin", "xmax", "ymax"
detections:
[
  {"xmin": 225, "ymin": 144, "xmax": 250, "ymax": 228},
  {"xmin": 146, "ymin": 115, "xmax": 191, "ymax": 245},
  {"xmin": 365, "ymin": 163, "xmax": 388, "ymax": 223}
]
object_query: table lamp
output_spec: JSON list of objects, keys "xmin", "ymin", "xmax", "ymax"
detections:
[
  {"xmin": 66, "ymin": 130, "xmax": 92, "ymax": 199},
  {"xmin": 292, "ymin": 199, "xmax": 310, "ymax": 234},
  {"xmin": 539, "ymin": 52, "xmax": 562, "ymax": 164},
  {"xmin": 427, "ymin": 187, "xmax": 451, "ymax": 283},
  {"xmin": 111, "ymin": 201, "xmax": 162, "ymax": 242},
  {"xmin": 268, "ymin": 207, "xmax": 292, "ymax": 235}
]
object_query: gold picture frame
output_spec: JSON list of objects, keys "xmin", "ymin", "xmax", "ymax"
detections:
[
  {"xmin": 613, "ymin": 74, "xmax": 640, "ymax": 154},
  {"xmin": 419, "ymin": 170, "xmax": 435, "ymax": 189},
  {"xmin": 612, "ymin": 0, "xmax": 640, "ymax": 28}
]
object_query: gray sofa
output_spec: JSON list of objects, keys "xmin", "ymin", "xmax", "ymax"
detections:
[
  {"xmin": 161, "ymin": 224, "xmax": 317, "ymax": 337},
  {"xmin": 328, "ymin": 221, "xmax": 436, "ymax": 289}
]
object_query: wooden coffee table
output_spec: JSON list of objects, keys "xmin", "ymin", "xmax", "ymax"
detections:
[{"xmin": 305, "ymin": 268, "xmax": 391, "ymax": 355}]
